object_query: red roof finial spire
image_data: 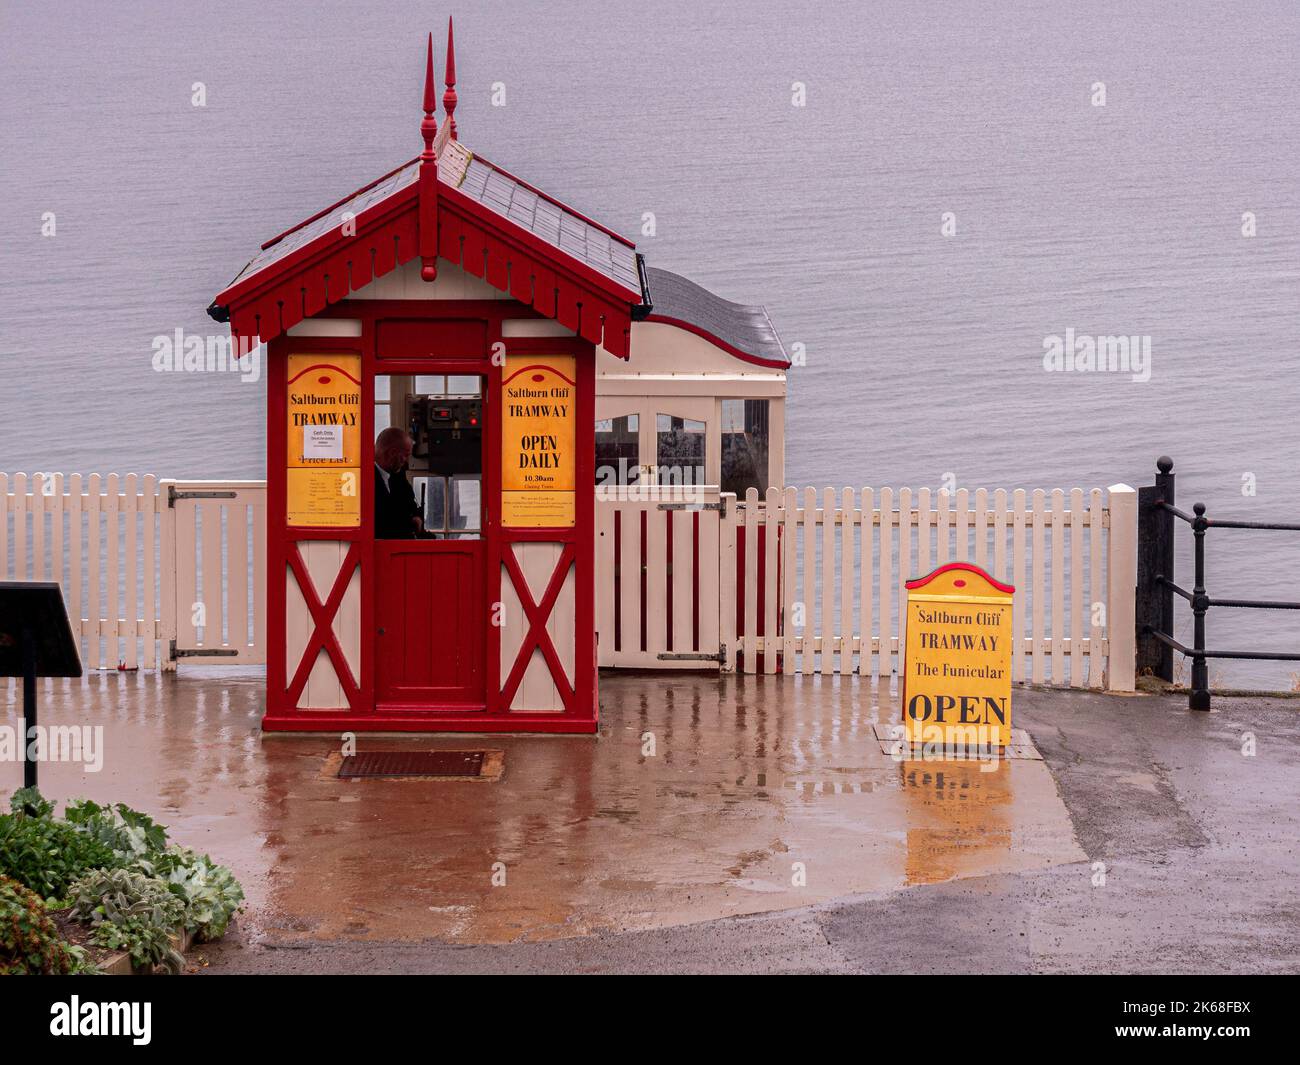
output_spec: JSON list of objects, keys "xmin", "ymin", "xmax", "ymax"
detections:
[
  {"xmin": 443, "ymin": 16, "xmax": 458, "ymax": 141},
  {"xmin": 418, "ymin": 32, "xmax": 439, "ymax": 282},
  {"xmin": 421, "ymin": 31, "xmax": 438, "ymax": 158}
]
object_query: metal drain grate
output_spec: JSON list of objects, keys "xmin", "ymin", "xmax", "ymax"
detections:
[{"xmin": 337, "ymin": 750, "xmax": 486, "ymax": 779}]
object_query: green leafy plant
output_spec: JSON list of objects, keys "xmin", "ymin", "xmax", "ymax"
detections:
[
  {"xmin": 0, "ymin": 789, "xmax": 244, "ymax": 968},
  {"xmin": 0, "ymin": 808, "xmax": 119, "ymax": 901},
  {"xmin": 65, "ymin": 798, "xmax": 168, "ymax": 862},
  {"xmin": 0, "ymin": 875, "xmax": 91, "ymax": 975},
  {"xmin": 69, "ymin": 868, "xmax": 185, "ymax": 974},
  {"xmin": 143, "ymin": 846, "xmax": 245, "ymax": 941},
  {"xmin": 86, "ymin": 915, "xmax": 183, "ymax": 974},
  {"xmin": 9, "ymin": 786, "xmax": 54, "ymax": 818}
]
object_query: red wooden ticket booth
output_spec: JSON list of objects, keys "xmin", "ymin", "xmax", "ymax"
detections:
[{"xmin": 208, "ymin": 23, "xmax": 644, "ymax": 733}]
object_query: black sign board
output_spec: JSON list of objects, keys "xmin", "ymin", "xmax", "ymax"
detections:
[
  {"xmin": 0, "ymin": 582, "xmax": 82, "ymax": 791},
  {"xmin": 0, "ymin": 582, "xmax": 82, "ymax": 678}
]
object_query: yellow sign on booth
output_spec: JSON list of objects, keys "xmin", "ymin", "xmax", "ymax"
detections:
[
  {"xmin": 501, "ymin": 355, "xmax": 576, "ymax": 528},
  {"xmin": 902, "ymin": 563, "xmax": 1014, "ymax": 749},
  {"xmin": 286, "ymin": 354, "xmax": 362, "ymax": 528}
]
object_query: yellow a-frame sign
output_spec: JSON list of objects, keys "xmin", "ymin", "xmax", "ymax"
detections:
[{"xmin": 902, "ymin": 563, "xmax": 1014, "ymax": 749}]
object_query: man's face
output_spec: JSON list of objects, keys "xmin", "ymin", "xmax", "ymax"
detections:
[{"xmin": 380, "ymin": 435, "xmax": 412, "ymax": 472}]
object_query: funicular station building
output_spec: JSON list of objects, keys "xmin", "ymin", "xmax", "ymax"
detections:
[{"xmin": 208, "ymin": 23, "xmax": 788, "ymax": 734}]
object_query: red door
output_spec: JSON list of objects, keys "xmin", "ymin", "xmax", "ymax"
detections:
[
  {"xmin": 375, "ymin": 540, "xmax": 485, "ymax": 708},
  {"xmin": 373, "ymin": 365, "xmax": 488, "ymax": 712}
]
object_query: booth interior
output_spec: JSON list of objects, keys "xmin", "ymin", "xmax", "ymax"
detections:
[{"xmin": 376, "ymin": 373, "xmax": 484, "ymax": 539}]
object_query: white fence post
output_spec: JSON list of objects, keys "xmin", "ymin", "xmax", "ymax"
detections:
[
  {"xmin": 718, "ymin": 493, "xmax": 738, "ymax": 672},
  {"xmin": 159, "ymin": 479, "xmax": 178, "ymax": 670},
  {"xmin": 1106, "ymin": 483, "xmax": 1138, "ymax": 692}
]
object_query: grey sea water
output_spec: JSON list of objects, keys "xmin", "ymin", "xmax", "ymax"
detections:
[{"xmin": 1, "ymin": 0, "xmax": 1297, "ymax": 684}]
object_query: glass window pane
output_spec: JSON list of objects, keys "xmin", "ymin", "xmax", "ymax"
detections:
[
  {"xmin": 451, "ymin": 475, "xmax": 481, "ymax": 531},
  {"xmin": 447, "ymin": 375, "xmax": 481, "ymax": 396},
  {"xmin": 721, "ymin": 399, "xmax": 745, "ymax": 432},
  {"xmin": 408, "ymin": 476, "xmax": 445, "ymax": 532},
  {"xmin": 375, "ymin": 377, "xmax": 391, "ymax": 401},
  {"xmin": 595, "ymin": 413, "xmax": 640, "ymax": 485},
  {"xmin": 380, "ymin": 375, "xmax": 484, "ymax": 540},
  {"xmin": 720, "ymin": 399, "xmax": 770, "ymax": 497},
  {"xmin": 656, "ymin": 415, "xmax": 706, "ymax": 486},
  {"xmin": 452, "ymin": 475, "xmax": 483, "ymax": 530}
]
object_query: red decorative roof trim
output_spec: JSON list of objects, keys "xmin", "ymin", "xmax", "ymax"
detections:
[
  {"xmin": 212, "ymin": 158, "xmax": 639, "ymax": 358},
  {"xmin": 905, "ymin": 562, "xmax": 1015, "ymax": 595}
]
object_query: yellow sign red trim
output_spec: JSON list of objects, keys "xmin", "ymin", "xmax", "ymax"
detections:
[
  {"xmin": 901, "ymin": 562, "xmax": 1015, "ymax": 750},
  {"xmin": 286, "ymin": 354, "xmax": 362, "ymax": 528},
  {"xmin": 501, "ymin": 355, "xmax": 576, "ymax": 528}
]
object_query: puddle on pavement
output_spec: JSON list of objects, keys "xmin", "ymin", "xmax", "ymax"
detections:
[{"xmin": 5, "ymin": 669, "xmax": 1085, "ymax": 945}]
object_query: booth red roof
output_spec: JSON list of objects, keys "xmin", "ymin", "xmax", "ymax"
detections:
[
  {"xmin": 221, "ymin": 141, "xmax": 643, "ymax": 301},
  {"xmin": 208, "ymin": 41, "xmax": 785, "ymax": 368}
]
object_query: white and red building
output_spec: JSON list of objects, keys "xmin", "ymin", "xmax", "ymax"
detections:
[{"xmin": 208, "ymin": 22, "xmax": 786, "ymax": 732}]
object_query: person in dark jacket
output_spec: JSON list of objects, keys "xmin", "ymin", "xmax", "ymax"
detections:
[{"xmin": 374, "ymin": 427, "xmax": 424, "ymax": 538}]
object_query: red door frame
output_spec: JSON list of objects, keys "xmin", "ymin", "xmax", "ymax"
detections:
[{"xmin": 262, "ymin": 299, "xmax": 598, "ymax": 734}]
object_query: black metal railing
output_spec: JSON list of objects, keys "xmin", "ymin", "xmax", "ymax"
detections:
[{"xmin": 1137, "ymin": 456, "xmax": 1300, "ymax": 710}]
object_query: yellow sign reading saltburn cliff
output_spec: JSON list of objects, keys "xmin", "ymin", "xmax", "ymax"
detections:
[
  {"xmin": 902, "ymin": 563, "xmax": 1014, "ymax": 749},
  {"xmin": 286, "ymin": 354, "xmax": 362, "ymax": 528},
  {"xmin": 501, "ymin": 355, "xmax": 576, "ymax": 528}
]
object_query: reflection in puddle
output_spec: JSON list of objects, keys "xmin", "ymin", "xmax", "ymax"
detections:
[{"xmin": 900, "ymin": 759, "xmax": 1014, "ymax": 886}]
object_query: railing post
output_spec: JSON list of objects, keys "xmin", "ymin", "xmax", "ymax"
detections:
[
  {"xmin": 1106, "ymin": 483, "xmax": 1137, "ymax": 692},
  {"xmin": 1190, "ymin": 502, "xmax": 1211, "ymax": 710},
  {"xmin": 1136, "ymin": 455, "xmax": 1175, "ymax": 680}
]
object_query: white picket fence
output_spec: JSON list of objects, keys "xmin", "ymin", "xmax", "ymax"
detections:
[
  {"xmin": 3, "ymin": 473, "xmax": 1137, "ymax": 691},
  {"xmin": 0, "ymin": 474, "xmax": 266, "ymax": 670},
  {"xmin": 723, "ymin": 485, "xmax": 1136, "ymax": 690}
]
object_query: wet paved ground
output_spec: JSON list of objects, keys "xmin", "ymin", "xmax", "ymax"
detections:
[{"xmin": 3, "ymin": 671, "xmax": 1297, "ymax": 972}]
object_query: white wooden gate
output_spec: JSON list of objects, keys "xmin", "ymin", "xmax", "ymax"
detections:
[
  {"xmin": 0, "ymin": 473, "xmax": 267, "ymax": 670},
  {"xmin": 595, "ymin": 486, "xmax": 724, "ymax": 668},
  {"xmin": 167, "ymin": 481, "xmax": 267, "ymax": 665}
]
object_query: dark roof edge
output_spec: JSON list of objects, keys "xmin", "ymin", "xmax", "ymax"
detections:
[
  {"xmin": 632, "ymin": 254, "xmax": 653, "ymax": 319},
  {"xmin": 639, "ymin": 266, "xmax": 788, "ymax": 369}
]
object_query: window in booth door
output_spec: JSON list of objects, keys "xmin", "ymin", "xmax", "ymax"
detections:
[
  {"xmin": 720, "ymin": 399, "xmax": 770, "ymax": 497},
  {"xmin": 656, "ymin": 414, "xmax": 706, "ymax": 486},
  {"xmin": 376, "ymin": 374, "xmax": 483, "ymax": 539},
  {"xmin": 595, "ymin": 413, "xmax": 640, "ymax": 486}
]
